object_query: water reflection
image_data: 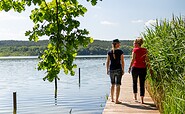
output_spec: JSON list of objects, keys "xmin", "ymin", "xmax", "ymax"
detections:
[{"xmin": 55, "ymin": 98, "xmax": 57, "ymax": 106}]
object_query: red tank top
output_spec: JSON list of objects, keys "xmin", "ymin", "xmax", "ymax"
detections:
[{"xmin": 132, "ymin": 47, "xmax": 147, "ymax": 68}]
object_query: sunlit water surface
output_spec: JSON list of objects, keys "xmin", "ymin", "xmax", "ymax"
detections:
[{"xmin": 0, "ymin": 56, "xmax": 130, "ymax": 114}]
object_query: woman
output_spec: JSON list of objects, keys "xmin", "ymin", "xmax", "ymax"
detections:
[
  {"xmin": 106, "ymin": 39, "xmax": 125, "ymax": 104},
  {"xmin": 128, "ymin": 37, "xmax": 149, "ymax": 104}
]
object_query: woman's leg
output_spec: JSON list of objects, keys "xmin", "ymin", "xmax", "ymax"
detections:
[
  {"xmin": 111, "ymin": 84, "xmax": 115, "ymax": 102},
  {"xmin": 139, "ymin": 68, "xmax": 147, "ymax": 104},
  {"xmin": 132, "ymin": 67, "xmax": 139, "ymax": 100},
  {"xmin": 115, "ymin": 69, "xmax": 122, "ymax": 104},
  {"xmin": 115, "ymin": 85, "xmax": 120, "ymax": 103},
  {"xmin": 110, "ymin": 71, "xmax": 116, "ymax": 102}
]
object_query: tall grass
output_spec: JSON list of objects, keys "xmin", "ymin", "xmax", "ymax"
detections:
[{"xmin": 142, "ymin": 15, "xmax": 185, "ymax": 114}]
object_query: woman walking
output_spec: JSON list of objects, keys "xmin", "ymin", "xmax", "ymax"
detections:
[
  {"xmin": 128, "ymin": 37, "xmax": 150, "ymax": 104},
  {"xmin": 106, "ymin": 39, "xmax": 125, "ymax": 104}
]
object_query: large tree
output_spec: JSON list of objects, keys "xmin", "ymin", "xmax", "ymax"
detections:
[{"xmin": 0, "ymin": 0, "xmax": 101, "ymax": 82}]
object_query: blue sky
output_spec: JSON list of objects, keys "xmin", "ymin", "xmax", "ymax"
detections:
[{"xmin": 0, "ymin": 0, "xmax": 185, "ymax": 41}]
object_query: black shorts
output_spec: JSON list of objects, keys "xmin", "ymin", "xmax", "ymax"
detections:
[{"xmin": 110, "ymin": 69, "xmax": 122, "ymax": 85}]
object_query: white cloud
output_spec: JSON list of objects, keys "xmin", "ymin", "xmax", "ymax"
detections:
[
  {"xmin": 0, "ymin": 12, "xmax": 26, "ymax": 21},
  {"xmin": 0, "ymin": 29, "xmax": 26, "ymax": 40},
  {"xmin": 100, "ymin": 21, "xmax": 117, "ymax": 26},
  {"xmin": 131, "ymin": 20, "xmax": 144, "ymax": 23},
  {"xmin": 145, "ymin": 19, "xmax": 156, "ymax": 27},
  {"xmin": 0, "ymin": 29, "xmax": 49, "ymax": 41}
]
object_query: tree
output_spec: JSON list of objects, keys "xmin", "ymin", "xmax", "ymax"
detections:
[{"xmin": 0, "ymin": 0, "xmax": 101, "ymax": 82}]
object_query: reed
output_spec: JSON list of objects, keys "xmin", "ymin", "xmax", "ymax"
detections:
[{"xmin": 142, "ymin": 15, "xmax": 185, "ymax": 113}]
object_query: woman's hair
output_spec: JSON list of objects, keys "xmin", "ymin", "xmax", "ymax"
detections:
[
  {"xmin": 112, "ymin": 43, "xmax": 117, "ymax": 59},
  {"xmin": 111, "ymin": 39, "xmax": 120, "ymax": 59},
  {"xmin": 135, "ymin": 37, "xmax": 143, "ymax": 46}
]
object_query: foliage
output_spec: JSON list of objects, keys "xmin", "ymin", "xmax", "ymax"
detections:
[
  {"xmin": 0, "ymin": 40, "xmax": 48, "ymax": 56},
  {"xmin": 0, "ymin": 0, "xmax": 101, "ymax": 82},
  {"xmin": 0, "ymin": 40, "xmax": 133, "ymax": 56},
  {"xmin": 143, "ymin": 15, "xmax": 185, "ymax": 113},
  {"xmin": 78, "ymin": 40, "xmax": 133, "ymax": 55},
  {"xmin": 0, "ymin": 0, "xmax": 101, "ymax": 12}
]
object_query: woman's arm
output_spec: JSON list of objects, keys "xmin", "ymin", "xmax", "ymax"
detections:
[
  {"xmin": 121, "ymin": 54, "xmax": 125, "ymax": 75},
  {"xmin": 128, "ymin": 52, "xmax": 136, "ymax": 73},
  {"xmin": 106, "ymin": 54, "xmax": 110, "ymax": 75}
]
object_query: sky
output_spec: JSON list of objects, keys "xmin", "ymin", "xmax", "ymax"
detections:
[{"xmin": 0, "ymin": 0, "xmax": 185, "ymax": 41}]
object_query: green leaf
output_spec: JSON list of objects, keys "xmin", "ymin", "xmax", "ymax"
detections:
[
  {"xmin": 89, "ymin": 37, "xmax": 94, "ymax": 43},
  {"xmin": 81, "ymin": 7, "xmax": 87, "ymax": 13},
  {"xmin": 1, "ymin": 0, "xmax": 96, "ymax": 82},
  {"xmin": 47, "ymin": 43, "xmax": 52, "ymax": 49},
  {"xmin": 25, "ymin": 31, "xmax": 31, "ymax": 36}
]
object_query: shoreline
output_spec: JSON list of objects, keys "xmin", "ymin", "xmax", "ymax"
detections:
[{"xmin": 0, "ymin": 55, "xmax": 131, "ymax": 60}]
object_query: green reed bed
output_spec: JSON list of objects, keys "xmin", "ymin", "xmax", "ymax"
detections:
[{"xmin": 142, "ymin": 15, "xmax": 185, "ymax": 114}]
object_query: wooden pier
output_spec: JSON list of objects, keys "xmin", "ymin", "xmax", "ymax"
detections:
[{"xmin": 103, "ymin": 73, "xmax": 160, "ymax": 114}]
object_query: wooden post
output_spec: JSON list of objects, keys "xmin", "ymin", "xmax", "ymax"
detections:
[
  {"xmin": 55, "ymin": 77, "xmax": 57, "ymax": 98},
  {"xmin": 79, "ymin": 68, "xmax": 81, "ymax": 87},
  {"xmin": 13, "ymin": 92, "xmax": 17, "ymax": 114}
]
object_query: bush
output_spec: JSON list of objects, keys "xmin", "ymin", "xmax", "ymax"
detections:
[{"xmin": 143, "ymin": 15, "xmax": 185, "ymax": 114}]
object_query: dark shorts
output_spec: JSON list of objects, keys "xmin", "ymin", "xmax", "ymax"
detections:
[{"xmin": 110, "ymin": 69, "xmax": 122, "ymax": 85}]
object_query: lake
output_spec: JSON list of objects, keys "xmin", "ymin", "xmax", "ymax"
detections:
[{"xmin": 0, "ymin": 55, "xmax": 131, "ymax": 114}]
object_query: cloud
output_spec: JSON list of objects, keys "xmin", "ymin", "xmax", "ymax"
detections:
[
  {"xmin": 0, "ymin": 12, "xmax": 26, "ymax": 21},
  {"xmin": 131, "ymin": 20, "xmax": 144, "ymax": 23},
  {"xmin": 100, "ymin": 21, "xmax": 117, "ymax": 26},
  {"xmin": 145, "ymin": 19, "xmax": 156, "ymax": 27},
  {"xmin": 0, "ymin": 29, "xmax": 25, "ymax": 40}
]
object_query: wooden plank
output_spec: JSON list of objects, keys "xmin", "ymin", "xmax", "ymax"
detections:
[{"xmin": 103, "ymin": 73, "xmax": 160, "ymax": 114}]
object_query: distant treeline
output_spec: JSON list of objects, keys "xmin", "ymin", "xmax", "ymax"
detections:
[{"xmin": 0, "ymin": 40, "xmax": 133, "ymax": 56}]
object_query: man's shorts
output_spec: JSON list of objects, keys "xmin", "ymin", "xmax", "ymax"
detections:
[{"xmin": 110, "ymin": 69, "xmax": 122, "ymax": 85}]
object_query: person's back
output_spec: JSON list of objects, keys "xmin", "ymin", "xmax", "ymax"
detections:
[
  {"xmin": 108, "ymin": 49, "xmax": 123, "ymax": 70},
  {"xmin": 132, "ymin": 47, "xmax": 147, "ymax": 68}
]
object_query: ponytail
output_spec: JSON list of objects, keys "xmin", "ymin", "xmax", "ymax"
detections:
[{"xmin": 112, "ymin": 43, "xmax": 116, "ymax": 59}]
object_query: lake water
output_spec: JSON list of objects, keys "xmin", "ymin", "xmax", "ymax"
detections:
[{"xmin": 0, "ymin": 55, "xmax": 131, "ymax": 114}]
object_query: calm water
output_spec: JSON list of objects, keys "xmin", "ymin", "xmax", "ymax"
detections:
[{"xmin": 0, "ymin": 56, "xmax": 131, "ymax": 114}]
